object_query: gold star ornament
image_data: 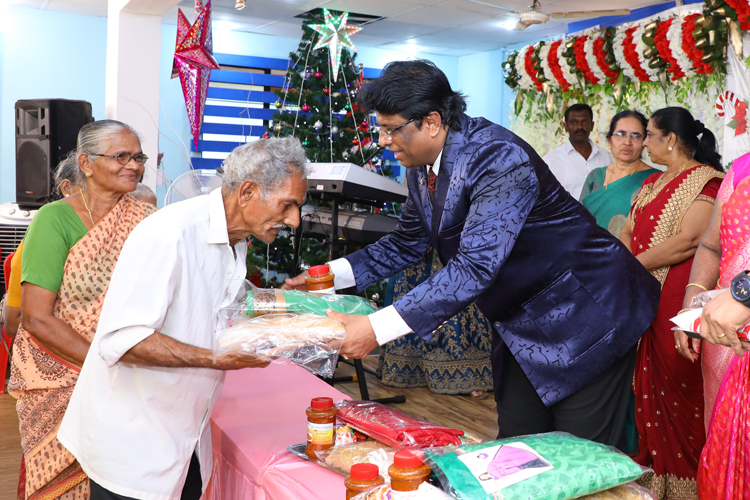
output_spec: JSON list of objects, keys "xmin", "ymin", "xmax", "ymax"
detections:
[{"xmin": 309, "ymin": 9, "xmax": 361, "ymax": 82}]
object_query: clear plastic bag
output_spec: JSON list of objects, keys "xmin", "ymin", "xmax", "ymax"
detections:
[
  {"xmin": 336, "ymin": 400, "xmax": 465, "ymax": 449},
  {"xmin": 424, "ymin": 432, "xmax": 649, "ymax": 500},
  {"xmin": 351, "ymin": 482, "xmax": 455, "ymax": 500},
  {"xmin": 670, "ymin": 289, "xmax": 750, "ymax": 341},
  {"xmin": 577, "ymin": 481, "xmax": 657, "ymax": 499},
  {"xmin": 315, "ymin": 440, "xmax": 396, "ymax": 479},
  {"xmin": 213, "ymin": 311, "xmax": 345, "ymax": 377},
  {"xmin": 246, "ymin": 283, "xmax": 376, "ymax": 317}
]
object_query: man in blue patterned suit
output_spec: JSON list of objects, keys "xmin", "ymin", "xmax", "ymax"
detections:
[{"xmin": 284, "ymin": 60, "xmax": 660, "ymax": 446}]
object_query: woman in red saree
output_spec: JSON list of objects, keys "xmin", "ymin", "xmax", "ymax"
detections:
[
  {"xmin": 620, "ymin": 107, "xmax": 724, "ymax": 499},
  {"xmin": 688, "ymin": 153, "xmax": 750, "ymax": 499},
  {"xmin": 8, "ymin": 120, "xmax": 156, "ymax": 500}
]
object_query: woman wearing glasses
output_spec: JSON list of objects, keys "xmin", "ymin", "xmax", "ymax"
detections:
[
  {"xmin": 619, "ymin": 107, "xmax": 724, "ymax": 499},
  {"xmin": 9, "ymin": 120, "xmax": 156, "ymax": 500},
  {"xmin": 579, "ymin": 110, "xmax": 657, "ymax": 237}
]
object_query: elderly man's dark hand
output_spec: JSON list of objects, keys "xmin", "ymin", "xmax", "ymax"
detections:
[
  {"xmin": 214, "ymin": 351, "xmax": 272, "ymax": 370},
  {"xmin": 326, "ymin": 309, "xmax": 378, "ymax": 359},
  {"xmin": 282, "ymin": 271, "xmax": 309, "ymax": 291},
  {"xmin": 699, "ymin": 289, "xmax": 750, "ymax": 357}
]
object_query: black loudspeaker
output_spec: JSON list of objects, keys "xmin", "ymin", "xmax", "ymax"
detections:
[{"xmin": 15, "ymin": 99, "xmax": 93, "ymax": 208}]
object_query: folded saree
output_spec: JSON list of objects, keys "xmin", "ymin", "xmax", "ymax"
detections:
[{"xmin": 336, "ymin": 400, "xmax": 464, "ymax": 449}]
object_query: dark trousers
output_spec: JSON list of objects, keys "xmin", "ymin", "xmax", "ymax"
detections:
[
  {"xmin": 90, "ymin": 453, "xmax": 202, "ymax": 500},
  {"xmin": 495, "ymin": 343, "xmax": 637, "ymax": 449}
]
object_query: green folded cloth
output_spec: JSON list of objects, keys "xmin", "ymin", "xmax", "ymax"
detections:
[
  {"xmin": 246, "ymin": 288, "xmax": 376, "ymax": 317},
  {"xmin": 426, "ymin": 432, "xmax": 644, "ymax": 500}
]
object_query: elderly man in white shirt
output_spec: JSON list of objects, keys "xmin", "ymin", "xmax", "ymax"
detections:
[
  {"xmin": 57, "ymin": 137, "xmax": 308, "ymax": 500},
  {"xmin": 542, "ymin": 103, "xmax": 611, "ymax": 199}
]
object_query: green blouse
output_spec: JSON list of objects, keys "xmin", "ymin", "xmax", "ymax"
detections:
[{"xmin": 21, "ymin": 200, "xmax": 88, "ymax": 293}]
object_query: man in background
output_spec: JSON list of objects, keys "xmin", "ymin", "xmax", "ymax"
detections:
[{"xmin": 543, "ymin": 103, "xmax": 611, "ymax": 199}]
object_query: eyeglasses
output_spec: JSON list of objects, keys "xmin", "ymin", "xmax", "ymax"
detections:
[
  {"xmin": 612, "ymin": 131, "xmax": 644, "ymax": 141},
  {"xmin": 88, "ymin": 151, "xmax": 149, "ymax": 166},
  {"xmin": 380, "ymin": 118, "xmax": 415, "ymax": 139}
]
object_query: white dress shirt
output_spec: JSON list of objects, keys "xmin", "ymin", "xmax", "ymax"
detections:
[
  {"xmin": 542, "ymin": 139, "xmax": 612, "ymax": 199},
  {"xmin": 58, "ymin": 188, "xmax": 248, "ymax": 500},
  {"xmin": 329, "ymin": 150, "xmax": 445, "ymax": 346}
]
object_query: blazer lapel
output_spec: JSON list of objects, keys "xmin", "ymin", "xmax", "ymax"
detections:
[{"xmin": 432, "ymin": 126, "xmax": 462, "ymax": 234}]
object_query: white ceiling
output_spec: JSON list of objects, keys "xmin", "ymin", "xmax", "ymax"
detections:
[{"xmin": 11, "ymin": 0, "xmax": 673, "ymax": 56}]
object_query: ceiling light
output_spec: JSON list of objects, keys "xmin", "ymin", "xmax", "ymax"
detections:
[
  {"xmin": 499, "ymin": 20, "xmax": 517, "ymax": 30},
  {"xmin": 235, "ymin": 0, "xmax": 246, "ymax": 10}
]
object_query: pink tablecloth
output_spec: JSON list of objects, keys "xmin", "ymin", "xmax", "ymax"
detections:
[{"xmin": 203, "ymin": 361, "xmax": 350, "ymax": 500}]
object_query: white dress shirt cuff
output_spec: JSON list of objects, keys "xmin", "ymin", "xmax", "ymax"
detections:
[
  {"xmin": 98, "ymin": 326, "xmax": 155, "ymax": 367},
  {"xmin": 369, "ymin": 305, "xmax": 414, "ymax": 345},
  {"xmin": 328, "ymin": 258, "xmax": 357, "ymax": 289}
]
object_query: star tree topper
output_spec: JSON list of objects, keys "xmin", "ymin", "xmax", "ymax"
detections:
[
  {"xmin": 172, "ymin": 0, "xmax": 220, "ymax": 148},
  {"xmin": 309, "ymin": 9, "xmax": 361, "ymax": 82}
]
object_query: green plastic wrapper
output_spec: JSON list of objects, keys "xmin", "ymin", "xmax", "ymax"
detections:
[
  {"xmin": 425, "ymin": 432, "xmax": 645, "ymax": 500},
  {"xmin": 246, "ymin": 287, "xmax": 377, "ymax": 317}
]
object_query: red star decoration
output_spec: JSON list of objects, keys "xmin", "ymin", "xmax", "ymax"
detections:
[{"xmin": 172, "ymin": 0, "xmax": 220, "ymax": 148}]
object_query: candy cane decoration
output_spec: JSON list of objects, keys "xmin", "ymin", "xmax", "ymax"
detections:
[{"xmin": 717, "ymin": 91, "xmax": 739, "ymax": 118}]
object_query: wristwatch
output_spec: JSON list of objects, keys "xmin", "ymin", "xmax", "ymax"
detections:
[{"xmin": 731, "ymin": 270, "xmax": 750, "ymax": 308}]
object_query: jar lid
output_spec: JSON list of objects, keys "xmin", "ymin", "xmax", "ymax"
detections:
[
  {"xmin": 308, "ymin": 264, "xmax": 331, "ymax": 276},
  {"xmin": 350, "ymin": 463, "xmax": 380, "ymax": 480},
  {"xmin": 393, "ymin": 450, "xmax": 425, "ymax": 468},
  {"xmin": 310, "ymin": 397, "xmax": 334, "ymax": 409}
]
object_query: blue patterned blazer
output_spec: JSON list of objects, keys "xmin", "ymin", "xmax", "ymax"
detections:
[{"xmin": 346, "ymin": 115, "xmax": 660, "ymax": 406}]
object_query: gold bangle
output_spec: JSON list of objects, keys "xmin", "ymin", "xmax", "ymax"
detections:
[{"xmin": 686, "ymin": 283, "xmax": 708, "ymax": 292}]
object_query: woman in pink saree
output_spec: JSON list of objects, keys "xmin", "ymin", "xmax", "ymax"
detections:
[{"xmin": 677, "ymin": 152, "xmax": 750, "ymax": 498}]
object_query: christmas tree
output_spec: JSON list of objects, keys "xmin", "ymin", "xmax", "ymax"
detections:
[
  {"xmin": 270, "ymin": 8, "xmax": 381, "ymax": 168},
  {"xmin": 246, "ymin": 9, "xmax": 395, "ymax": 306}
]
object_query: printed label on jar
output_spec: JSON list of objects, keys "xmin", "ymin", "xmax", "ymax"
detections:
[
  {"xmin": 308, "ymin": 287, "xmax": 335, "ymax": 295},
  {"xmin": 307, "ymin": 422, "xmax": 335, "ymax": 445}
]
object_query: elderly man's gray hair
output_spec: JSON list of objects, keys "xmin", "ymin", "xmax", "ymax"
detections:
[{"xmin": 221, "ymin": 137, "xmax": 308, "ymax": 198}]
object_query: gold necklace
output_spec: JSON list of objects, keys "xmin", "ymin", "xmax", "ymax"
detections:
[
  {"xmin": 80, "ymin": 190, "xmax": 95, "ymax": 227},
  {"xmin": 634, "ymin": 157, "xmax": 692, "ymax": 213},
  {"xmin": 605, "ymin": 160, "xmax": 641, "ymax": 190}
]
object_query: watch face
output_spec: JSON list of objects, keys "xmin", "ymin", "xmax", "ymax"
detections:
[{"xmin": 733, "ymin": 277, "xmax": 750, "ymax": 300}]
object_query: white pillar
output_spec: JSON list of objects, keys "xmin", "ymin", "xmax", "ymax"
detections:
[{"xmin": 105, "ymin": 0, "xmax": 181, "ymax": 191}]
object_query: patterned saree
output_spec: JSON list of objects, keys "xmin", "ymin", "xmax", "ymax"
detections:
[
  {"xmin": 630, "ymin": 165, "xmax": 723, "ymax": 499},
  {"xmin": 8, "ymin": 194, "xmax": 156, "ymax": 500},
  {"xmin": 696, "ymin": 158, "xmax": 750, "ymax": 500},
  {"xmin": 378, "ymin": 249, "xmax": 494, "ymax": 395}
]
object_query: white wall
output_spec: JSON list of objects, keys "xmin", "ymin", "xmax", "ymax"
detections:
[{"xmin": 0, "ymin": 6, "xmax": 107, "ymax": 203}]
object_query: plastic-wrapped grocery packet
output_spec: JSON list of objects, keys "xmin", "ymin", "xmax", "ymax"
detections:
[
  {"xmin": 213, "ymin": 310, "xmax": 345, "ymax": 377},
  {"xmin": 670, "ymin": 289, "xmax": 750, "ymax": 341},
  {"xmin": 352, "ymin": 482, "xmax": 454, "ymax": 500},
  {"xmin": 246, "ymin": 282, "xmax": 376, "ymax": 317}
]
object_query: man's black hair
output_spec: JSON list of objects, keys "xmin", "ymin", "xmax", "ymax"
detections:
[
  {"xmin": 356, "ymin": 59, "xmax": 467, "ymax": 131},
  {"xmin": 564, "ymin": 103, "xmax": 593, "ymax": 122}
]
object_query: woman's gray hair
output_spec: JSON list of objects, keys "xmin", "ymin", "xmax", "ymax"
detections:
[
  {"xmin": 221, "ymin": 137, "xmax": 308, "ymax": 198},
  {"xmin": 76, "ymin": 119, "xmax": 141, "ymax": 156},
  {"xmin": 53, "ymin": 150, "xmax": 86, "ymax": 197}
]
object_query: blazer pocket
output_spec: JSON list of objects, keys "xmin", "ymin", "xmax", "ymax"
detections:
[
  {"xmin": 438, "ymin": 221, "xmax": 465, "ymax": 240},
  {"xmin": 522, "ymin": 271, "xmax": 616, "ymax": 365}
]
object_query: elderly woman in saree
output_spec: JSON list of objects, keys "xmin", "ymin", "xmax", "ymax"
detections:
[
  {"xmin": 9, "ymin": 120, "xmax": 157, "ymax": 500},
  {"xmin": 580, "ymin": 110, "xmax": 658, "ymax": 237},
  {"xmin": 620, "ymin": 107, "xmax": 724, "ymax": 499}
]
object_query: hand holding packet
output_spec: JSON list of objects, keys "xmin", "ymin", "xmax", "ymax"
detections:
[{"xmin": 670, "ymin": 289, "xmax": 750, "ymax": 341}]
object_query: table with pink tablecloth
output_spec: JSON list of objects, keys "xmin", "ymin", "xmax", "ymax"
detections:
[{"xmin": 203, "ymin": 361, "xmax": 350, "ymax": 500}]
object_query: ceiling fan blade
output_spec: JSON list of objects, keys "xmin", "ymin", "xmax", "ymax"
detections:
[
  {"xmin": 514, "ymin": 21, "xmax": 531, "ymax": 31},
  {"xmin": 462, "ymin": 0, "xmax": 517, "ymax": 14},
  {"xmin": 549, "ymin": 9, "xmax": 630, "ymax": 19}
]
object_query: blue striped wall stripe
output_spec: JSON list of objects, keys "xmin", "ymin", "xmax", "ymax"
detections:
[
  {"xmin": 207, "ymin": 88, "xmax": 278, "ymax": 103},
  {"xmin": 215, "ymin": 53, "xmax": 290, "ymax": 70},
  {"xmin": 211, "ymin": 70, "xmax": 285, "ymax": 87},
  {"xmin": 201, "ymin": 123, "xmax": 268, "ymax": 136}
]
